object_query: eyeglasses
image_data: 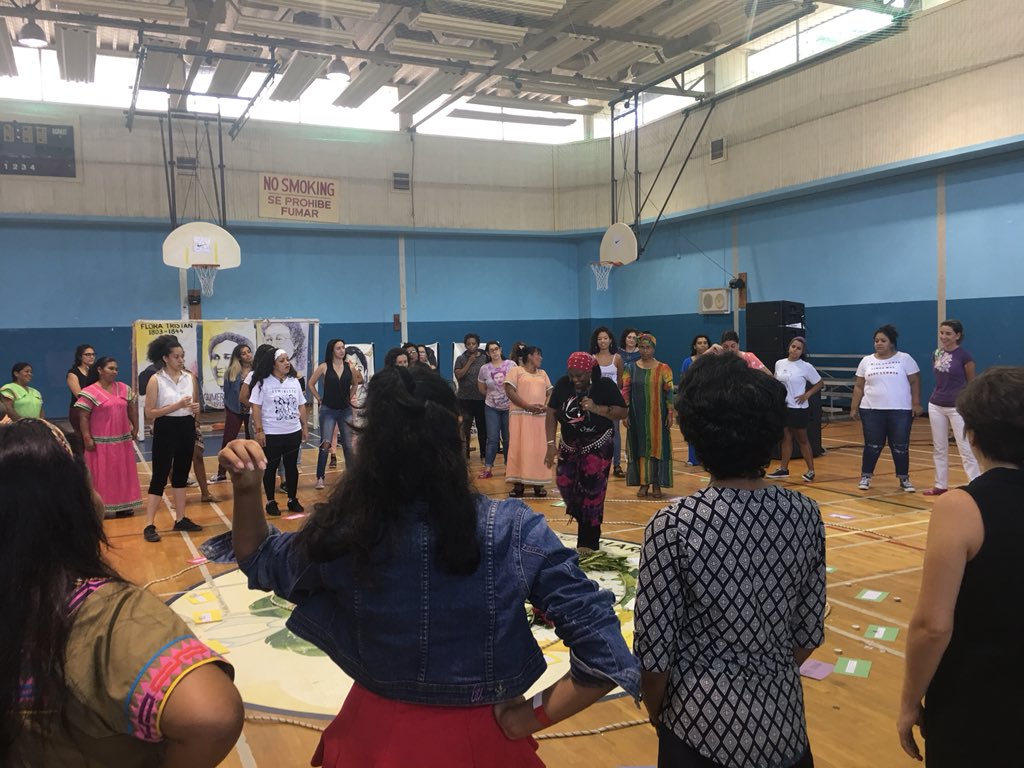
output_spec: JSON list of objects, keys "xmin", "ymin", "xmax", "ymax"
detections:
[{"xmin": 83, "ymin": 352, "xmax": 95, "ymax": 356}]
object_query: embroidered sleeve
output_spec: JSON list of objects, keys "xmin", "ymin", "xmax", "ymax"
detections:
[{"xmin": 75, "ymin": 390, "xmax": 100, "ymax": 412}]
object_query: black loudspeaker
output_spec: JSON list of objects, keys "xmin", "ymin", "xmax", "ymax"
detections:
[
  {"xmin": 746, "ymin": 300, "xmax": 805, "ymax": 328},
  {"xmin": 746, "ymin": 326, "xmax": 803, "ymax": 369}
]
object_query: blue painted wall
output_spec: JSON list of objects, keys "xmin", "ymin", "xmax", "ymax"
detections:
[{"xmin": 3, "ymin": 148, "xmax": 1022, "ymax": 414}]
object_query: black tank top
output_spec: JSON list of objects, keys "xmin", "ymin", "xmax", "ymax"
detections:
[
  {"xmin": 925, "ymin": 467, "xmax": 1024, "ymax": 761},
  {"xmin": 322, "ymin": 361, "xmax": 352, "ymax": 410},
  {"xmin": 68, "ymin": 367, "xmax": 90, "ymax": 406}
]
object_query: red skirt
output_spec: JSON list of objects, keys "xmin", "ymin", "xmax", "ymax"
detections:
[{"xmin": 311, "ymin": 684, "xmax": 545, "ymax": 768}]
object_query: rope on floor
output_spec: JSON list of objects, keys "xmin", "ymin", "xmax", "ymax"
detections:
[{"xmin": 142, "ymin": 562, "xmax": 206, "ymax": 589}]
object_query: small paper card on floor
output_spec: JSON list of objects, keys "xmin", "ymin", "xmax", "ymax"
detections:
[
  {"xmin": 865, "ymin": 625, "xmax": 899, "ymax": 641},
  {"xmin": 799, "ymin": 659, "xmax": 833, "ymax": 680},
  {"xmin": 192, "ymin": 609, "xmax": 223, "ymax": 625},
  {"xmin": 187, "ymin": 590, "xmax": 216, "ymax": 605},
  {"xmin": 834, "ymin": 657, "xmax": 872, "ymax": 678},
  {"xmin": 187, "ymin": 556, "xmax": 208, "ymax": 565},
  {"xmin": 550, "ymin": 500, "xmax": 565, "ymax": 507},
  {"xmin": 829, "ymin": 513, "xmax": 854, "ymax": 520},
  {"xmin": 284, "ymin": 512, "xmax": 307, "ymax": 520},
  {"xmin": 856, "ymin": 589, "xmax": 888, "ymax": 602},
  {"xmin": 826, "ymin": 566, "xmax": 837, "ymax": 574},
  {"xmin": 205, "ymin": 639, "xmax": 230, "ymax": 655}
]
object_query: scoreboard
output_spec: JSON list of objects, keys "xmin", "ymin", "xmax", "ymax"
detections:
[{"xmin": 0, "ymin": 120, "xmax": 77, "ymax": 178}]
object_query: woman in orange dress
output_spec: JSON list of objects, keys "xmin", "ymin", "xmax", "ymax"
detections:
[{"xmin": 504, "ymin": 346, "xmax": 553, "ymax": 497}]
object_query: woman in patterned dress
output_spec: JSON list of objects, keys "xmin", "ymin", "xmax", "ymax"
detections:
[
  {"xmin": 635, "ymin": 353, "xmax": 825, "ymax": 768},
  {"xmin": 75, "ymin": 356, "xmax": 143, "ymax": 518},
  {"xmin": 622, "ymin": 332, "xmax": 674, "ymax": 498},
  {"xmin": 2, "ymin": 418, "xmax": 242, "ymax": 767}
]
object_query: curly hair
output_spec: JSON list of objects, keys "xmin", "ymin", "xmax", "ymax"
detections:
[
  {"xmin": 589, "ymin": 326, "xmax": 619, "ymax": 355},
  {"xmin": 296, "ymin": 366, "xmax": 479, "ymax": 575},
  {"xmin": 956, "ymin": 366, "xmax": 1024, "ymax": 467},
  {"xmin": 145, "ymin": 335, "xmax": 181, "ymax": 368},
  {"xmin": 676, "ymin": 353, "xmax": 787, "ymax": 479}
]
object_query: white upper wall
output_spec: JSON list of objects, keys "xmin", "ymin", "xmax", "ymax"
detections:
[{"xmin": 1, "ymin": 0, "xmax": 1019, "ymax": 233}]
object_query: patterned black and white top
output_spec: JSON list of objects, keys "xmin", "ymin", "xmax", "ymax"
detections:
[{"xmin": 634, "ymin": 485, "xmax": 826, "ymax": 768}]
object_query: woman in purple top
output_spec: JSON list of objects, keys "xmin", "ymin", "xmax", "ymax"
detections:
[{"xmin": 925, "ymin": 319, "xmax": 981, "ymax": 496}]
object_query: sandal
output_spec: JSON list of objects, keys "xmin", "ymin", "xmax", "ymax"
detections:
[
  {"xmin": 508, "ymin": 484, "xmax": 525, "ymax": 498},
  {"xmin": 533, "ymin": 486, "xmax": 548, "ymax": 498},
  {"xmin": 477, "ymin": 469, "xmax": 493, "ymax": 479},
  {"xmin": 636, "ymin": 485, "xmax": 649, "ymax": 498},
  {"xmin": 613, "ymin": 466, "xmax": 625, "ymax": 478},
  {"xmin": 651, "ymin": 486, "xmax": 663, "ymax": 499}
]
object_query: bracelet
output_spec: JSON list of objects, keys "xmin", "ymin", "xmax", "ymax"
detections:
[
  {"xmin": 546, "ymin": 440, "xmax": 555, "ymax": 444},
  {"xmin": 532, "ymin": 691, "xmax": 552, "ymax": 728}
]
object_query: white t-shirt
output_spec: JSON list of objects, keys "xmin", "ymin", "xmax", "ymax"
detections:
[
  {"xmin": 249, "ymin": 375, "xmax": 305, "ymax": 435},
  {"xmin": 856, "ymin": 352, "xmax": 920, "ymax": 410},
  {"xmin": 774, "ymin": 359, "xmax": 822, "ymax": 409}
]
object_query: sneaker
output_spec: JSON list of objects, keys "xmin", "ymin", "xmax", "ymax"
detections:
[
  {"xmin": 802, "ymin": 470, "xmax": 815, "ymax": 482},
  {"xmin": 287, "ymin": 498, "xmax": 305, "ymax": 513},
  {"xmin": 315, "ymin": 478, "xmax": 325, "ymax": 490},
  {"xmin": 477, "ymin": 469, "xmax": 493, "ymax": 479},
  {"xmin": 858, "ymin": 476, "xmax": 871, "ymax": 490},
  {"xmin": 208, "ymin": 473, "xmax": 227, "ymax": 484},
  {"xmin": 899, "ymin": 477, "xmax": 916, "ymax": 493},
  {"xmin": 143, "ymin": 525, "xmax": 161, "ymax": 543},
  {"xmin": 922, "ymin": 487, "xmax": 947, "ymax": 497},
  {"xmin": 172, "ymin": 516, "xmax": 203, "ymax": 532},
  {"xmin": 185, "ymin": 478, "xmax": 198, "ymax": 488},
  {"xmin": 767, "ymin": 468, "xmax": 790, "ymax": 478},
  {"xmin": 265, "ymin": 500, "xmax": 281, "ymax": 517},
  {"xmin": 328, "ymin": 453, "xmax": 337, "ymax": 469}
]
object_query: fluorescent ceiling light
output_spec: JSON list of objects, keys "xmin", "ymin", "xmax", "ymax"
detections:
[
  {"xmin": 449, "ymin": 108, "xmax": 574, "ymax": 127},
  {"xmin": 54, "ymin": 0, "xmax": 188, "ymax": 23},
  {"xmin": 54, "ymin": 24, "xmax": 97, "ymax": 82},
  {"xmin": 389, "ymin": 38, "xmax": 496, "ymax": 62},
  {"xmin": 333, "ymin": 59, "xmax": 399, "ymax": 108},
  {"xmin": 469, "ymin": 94, "xmax": 600, "ymax": 114},
  {"xmin": 518, "ymin": 34, "xmax": 596, "ymax": 73},
  {"xmin": 445, "ymin": 0, "xmax": 564, "ymax": 16},
  {"xmin": 270, "ymin": 50, "xmax": 331, "ymax": 101},
  {"xmin": 17, "ymin": 20, "xmax": 48, "ymax": 48},
  {"xmin": 567, "ymin": 96, "xmax": 589, "ymax": 107},
  {"xmin": 589, "ymin": 0, "xmax": 664, "ymax": 28},
  {"xmin": 409, "ymin": 13, "xmax": 527, "ymax": 44},
  {"xmin": 0, "ymin": 20, "xmax": 19, "ymax": 75},
  {"xmin": 326, "ymin": 57, "xmax": 350, "ymax": 81},
  {"xmin": 139, "ymin": 46, "xmax": 180, "ymax": 89},
  {"xmin": 234, "ymin": 15, "xmax": 356, "ymax": 46},
  {"xmin": 501, "ymin": 79, "xmax": 617, "ymax": 101},
  {"xmin": 207, "ymin": 44, "xmax": 261, "ymax": 96},
  {"xmin": 268, "ymin": 0, "xmax": 381, "ymax": 21},
  {"xmin": 579, "ymin": 42, "xmax": 658, "ymax": 79},
  {"xmin": 393, "ymin": 68, "xmax": 464, "ymax": 114}
]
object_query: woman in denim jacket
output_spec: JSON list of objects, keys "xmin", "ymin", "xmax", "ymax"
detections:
[{"xmin": 219, "ymin": 365, "xmax": 639, "ymax": 768}]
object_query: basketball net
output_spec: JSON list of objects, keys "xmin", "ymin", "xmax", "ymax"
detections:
[
  {"xmin": 194, "ymin": 265, "xmax": 219, "ymax": 297},
  {"xmin": 589, "ymin": 261, "xmax": 621, "ymax": 291}
]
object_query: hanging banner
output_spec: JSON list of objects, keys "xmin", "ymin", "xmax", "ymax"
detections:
[
  {"xmin": 258, "ymin": 172, "xmax": 341, "ymax": 223},
  {"xmin": 200, "ymin": 321, "xmax": 257, "ymax": 410}
]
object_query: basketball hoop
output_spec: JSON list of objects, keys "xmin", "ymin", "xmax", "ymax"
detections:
[
  {"xmin": 194, "ymin": 265, "xmax": 219, "ymax": 297},
  {"xmin": 590, "ymin": 261, "xmax": 622, "ymax": 292}
]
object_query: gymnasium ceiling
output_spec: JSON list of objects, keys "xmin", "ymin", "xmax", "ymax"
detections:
[{"xmin": 0, "ymin": 0, "xmax": 909, "ymax": 130}]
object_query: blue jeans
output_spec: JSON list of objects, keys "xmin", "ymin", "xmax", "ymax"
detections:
[
  {"xmin": 860, "ymin": 408, "xmax": 912, "ymax": 477},
  {"xmin": 484, "ymin": 405, "xmax": 509, "ymax": 467},
  {"xmin": 317, "ymin": 405, "xmax": 354, "ymax": 478}
]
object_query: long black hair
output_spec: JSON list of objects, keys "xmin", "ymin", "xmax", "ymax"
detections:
[
  {"xmin": 251, "ymin": 347, "xmax": 297, "ymax": 393},
  {"xmin": 297, "ymin": 366, "xmax": 480, "ymax": 576},
  {"xmin": 589, "ymin": 326, "xmax": 619, "ymax": 355},
  {"xmin": 72, "ymin": 344, "xmax": 94, "ymax": 368},
  {"xmin": 0, "ymin": 420, "xmax": 119, "ymax": 760}
]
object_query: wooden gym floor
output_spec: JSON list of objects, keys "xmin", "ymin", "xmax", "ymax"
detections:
[{"xmin": 106, "ymin": 417, "xmax": 952, "ymax": 767}]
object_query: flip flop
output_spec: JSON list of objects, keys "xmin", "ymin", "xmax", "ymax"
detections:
[
  {"xmin": 651, "ymin": 487, "xmax": 663, "ymax": 499},
  {"xmin": 508, "ymin": 484, "xmax": 525, "ymax": 498},
  {"xmin": 533, "ymin": 486, "xmax": 548, "ymax": 497}
]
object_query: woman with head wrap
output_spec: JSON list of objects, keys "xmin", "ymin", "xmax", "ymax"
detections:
[
  {"xmin": 622, "ymin": 332, "xmax": 675, "ymax": 499},
  {"xmin": 546, "ymin": 353, "xmax": 627, "ymax": 552}
]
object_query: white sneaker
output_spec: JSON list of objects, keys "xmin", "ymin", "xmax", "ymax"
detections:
[
  {"xmin": 858, "ymin": 476, "xmax": 871, "ymax": 490},
  {"xmin": 315, "ymin": 478, "xmax": 325, "ymax": 490},
  {"xmin": 899, "ymin": 477, "xmax": 916, "ymax": 493}
]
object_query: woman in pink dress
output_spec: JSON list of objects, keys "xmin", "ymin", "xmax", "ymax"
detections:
[
  {"xmin": 504, "ymin": 346, "xmax": 553, "ymax": 497},
  {"xmin": 76, "ymin": 356, "xmax": 143, "ymax": 518}
]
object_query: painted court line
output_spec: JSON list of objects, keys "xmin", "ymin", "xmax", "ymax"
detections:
[
  {"xmin": 829, "ymin": 531, "xmax": 927, "ymax": 551},
  {"xmin": 826, "ymin": 598, "xmax": 909, "ymax": 628},
  {"xmin": 828, "ymin": 566, "xmax": 924, "ymax": 589}
]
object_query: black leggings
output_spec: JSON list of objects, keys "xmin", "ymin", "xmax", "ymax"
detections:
[
  {"xmin": 577, "ymin": 520, "xmax": 601, "ymax": 550},
  {"xmin": 460, "ymin": 399, "xmax": 487, "ymax": 455},
  {"xmin": 263, "ymin": 430, "xmax": 302, "ymax": 501},
  {"xmin": 658, "ymin": 727, "xmax": 813, "ymax": 768},
  {"xmin": 149, "ymin": 416, "xmax": 196, "ymax": 496}
]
